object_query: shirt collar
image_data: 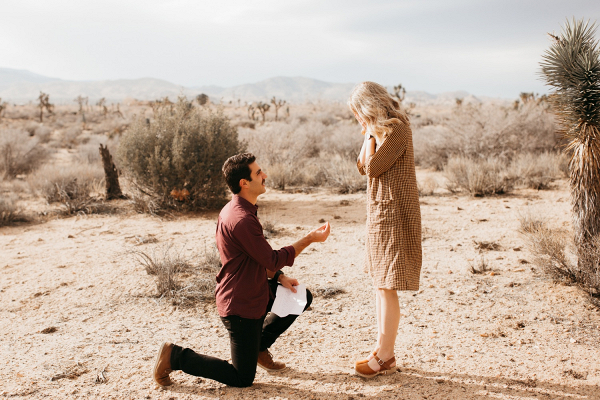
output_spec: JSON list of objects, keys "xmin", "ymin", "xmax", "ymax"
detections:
[{"xmin": 233, "ymin": 195, "xmax": 258, "ymax": 215}]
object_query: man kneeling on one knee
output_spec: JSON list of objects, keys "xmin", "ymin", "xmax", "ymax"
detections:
[{"xmin": 153, "ymin": 153, "xmax": 331, "ymax": 388}]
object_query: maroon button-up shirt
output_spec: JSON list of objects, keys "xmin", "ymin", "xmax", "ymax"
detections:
[{"xmin": 215, "ymin": 195, "xmax": 295, "ymax": 319}]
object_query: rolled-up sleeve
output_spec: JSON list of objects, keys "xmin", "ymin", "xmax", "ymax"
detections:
[
  {"xmin": 233, "ymin": 217, "xmax": 295, "ymax": 272},
  {"xmin": 365, "ymin": 125, "xmax": 408, "ymax": 178}
]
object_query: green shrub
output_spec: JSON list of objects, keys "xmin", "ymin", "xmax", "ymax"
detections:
[{"xmin": 117, "ymin": 97, "xmax": 243, "ymax": 210}]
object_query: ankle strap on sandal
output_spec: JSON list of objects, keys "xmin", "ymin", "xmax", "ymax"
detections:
[{"xmin": 373, "ymin": 355, "xmax": 396, "ymax": 370}]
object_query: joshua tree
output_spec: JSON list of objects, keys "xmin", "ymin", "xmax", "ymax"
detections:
[
  {"xmin": 391, "ymin": 84, "xmax": 406, "ymax": 103},
  {"xmin": 247, "ymin": 103, "xmax": 256, "ymax": 120},
  {"xmin": 519, "ymin": 92, "xmax": 536, "ymax": 104},
  {"xmin": 75, "ymin": 95, "xmax": 88, "ymax": 125},
  {"xmin": 0, "ymin": 98, "xmax": 7, "ymax": 120},
  {"xmin": 540, "ymin": 19, "xmax": 600, "ymax": 265},
  {"xmin": 37, "ymin": 92, "xmax": 54, "ymax": 122},
  {"xmin": 97, "ymin": 97, "xmax": 108, "ymax": 117},
  {"xmin": 196, "ymin": 93, "xmax": 209, "ymax": 106},
  {"xmin": 270, "ymin": 96, "xmax": 286, "ymax": 121},
  {"xmin": 256, "ymin": 101, "xmax": 271, "ymax": 122},
  {"xmin": 114, "ymin": 103, "xmax": 124, "ymax": 119},
  {"xmin": 256, "ymin": 102, "xmax": 270, "ymax": 122},
  {"xmin": 513, "ymin": 100, "xmax": 520, "ymax": 110}
]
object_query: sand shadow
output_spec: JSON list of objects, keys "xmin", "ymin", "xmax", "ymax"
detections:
[{"xmin": 162, "ymin": 366, "xmax": 596, "ymax": 399}]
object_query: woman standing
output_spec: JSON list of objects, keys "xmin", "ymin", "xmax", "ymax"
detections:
[{"xmin": 349, "ymin": 82, "xmax": 422, "ymax": 378}]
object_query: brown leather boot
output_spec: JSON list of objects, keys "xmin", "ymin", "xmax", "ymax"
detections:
[
  {"xmin": 153, "ymin": 342, "xmax": 174, "ymax": 386},
  {"xmin": 257, "ymin": 350, "xmax": 286, "ymax": 372}
]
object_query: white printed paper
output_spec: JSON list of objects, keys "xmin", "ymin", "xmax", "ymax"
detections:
[{"xmin": 271, "ymin": 284, "xmax": 307, "ymax": 318}]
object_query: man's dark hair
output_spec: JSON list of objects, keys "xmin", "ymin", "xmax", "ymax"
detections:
[{"xmin": 222, "ymin": 153, "xmax": 256, "ymax": 194}]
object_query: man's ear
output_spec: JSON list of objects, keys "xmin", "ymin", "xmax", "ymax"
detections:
[{"xmin": 239, "ymin": 178, "xmax": 248, "ymax": 190}]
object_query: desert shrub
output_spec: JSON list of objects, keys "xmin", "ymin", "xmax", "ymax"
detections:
[
  {"xmin": 301, "ymin": 161, "xmax": 328, "ymax": 187},
  {"xmin": 128, "ymin": 242, "xmax": 221, "ymax": 306},
  {"xmin": 418, "ymin": 176, "xmax": 438, "ymax": 196},
  {"xmin": 322, "ymin": 156, "xmax": 366, "ymax": 193},
  {"xmin": 321, "ymin": 122, "xmax": 363, "ymax": 159},
  {"xmin": 34, "ymin": 125, "xmax": 52, "ymax": 143},
  {"xmin": 241, "ymin": 120, "xmax": 322, "ymax": 166},
  {"xmin": 29, "ymin": 162, "xmax": 104, "ymax": 214},
  {"xmin": 60, "ymin": 126, "xmax": 83, "ymax": 148},
  {"xmin": 521, "ymin": 220, "xmax": 600, "ymax": 303},
  {"xmin": 444, "ymin": 156, "xmax": 514, "ymax": 196},
  {"xmin": 129, "ymin": 190, "xmax": 161, "ymax": 215},
  {"xmin": 90, "ymin": 118, "xmax": 130, "ymax": 136},
  {"xmin": 0, "ymin": 129, "xmax": 48, "ymax": 179},
  {"xmin": 413, "ymin": 125, "xmax": 453, "ymax": 170},
  {"xmin": 517, "ymin": 210, "xmax": 547, "ymax": 234},
  {"xmin": 469, "ymin": 255, "xmax": 490, "ymax": 274},
  {"xmin": 414, "ymin": 102, "xmax": 557, "ymax": 170},
  {"xmin": 117, "ymin": 97, "xmax": 243, "ymax": 210},
  {"xmin": 0, "ymin": 195, "xmax": 29, "ymax": 227},
  {"xmin": 260, "ymin": 215, "xmax": 280, "ymax": 239},
  {"xmin": 509, "ymin": 152, "xmax": 565, "ymax": 189},
  {"xmin": 265, "ymin": 161, "xmax": 296, "ymax": 190},
  {"xmin": 23, "ymin": 122, "xmax": 52, "ymax": 143},
  {"xmin": 76, "ymin": 136, "xmax": 119, "ymax": 165},
  {"xmin": 240, "ymin": 119, "xmax": 363, "ymax": 190},
  {"xmin": 24, "ymin": 121, "xmax": 39, "ymax": 136}
]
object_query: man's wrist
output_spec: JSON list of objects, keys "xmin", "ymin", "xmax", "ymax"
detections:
[
  {"xmin": 273, "ymin": 270, "xmax": 284, "ymax": 282},
  {"xmin": 305, "ymin": 232, "xmax": 314, "ymax": 244}
]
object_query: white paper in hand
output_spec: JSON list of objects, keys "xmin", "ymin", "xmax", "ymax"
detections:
[{"xmin": 271, "ymin": 283, "xmax": 307, "ymax": 318}]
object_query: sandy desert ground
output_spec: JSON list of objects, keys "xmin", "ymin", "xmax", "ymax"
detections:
[{"xmin": 1, "ymin": 170, "xmax": 600, "ymax": 400}]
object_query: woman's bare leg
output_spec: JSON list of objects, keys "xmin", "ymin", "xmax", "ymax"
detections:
[
  {"xmin": 376, "ymin": 290, "xmax": 382, "ymax": 349},
  {"xmin": 367, "ymin": 288, "xmax": 399, "ymax": 370}
]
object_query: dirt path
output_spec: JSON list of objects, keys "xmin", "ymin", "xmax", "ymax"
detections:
[{"xmin": 1, "ymin": 177, "xmax": 599, "ymax": 399}]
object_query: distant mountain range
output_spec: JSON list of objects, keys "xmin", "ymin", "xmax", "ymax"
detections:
[{"xmin": 0, "ymin": 67, "xmax": 487, "ymax": 105}]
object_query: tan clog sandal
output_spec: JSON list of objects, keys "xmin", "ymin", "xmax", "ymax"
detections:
[{"xmin": 354, "ymin": 355, "xmax": 397, "ymax": 378}]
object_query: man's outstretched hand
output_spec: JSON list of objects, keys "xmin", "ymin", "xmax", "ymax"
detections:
[
  {"xmin": 309, "ymin": 222, "xmax": 330, "ymax": 242},
  {"xmin": 292, "ymin": 221, "xmax": 331, "ymax": 257}
]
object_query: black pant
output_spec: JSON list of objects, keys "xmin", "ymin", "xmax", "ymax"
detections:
[{"xmin": 170, "ymin": 282, "xmax": 312, "ymax": 387}]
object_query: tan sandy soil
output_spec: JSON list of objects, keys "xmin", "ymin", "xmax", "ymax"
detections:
[{"xmin": 1, "ymin": 172, "xmax": 599, "ymax": 399}]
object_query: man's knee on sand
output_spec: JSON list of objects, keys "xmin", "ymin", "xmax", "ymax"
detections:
[
  {"xmin": 305, "ymin": 288, "xmax": 313, "ymax": 310},
  {"xmin": 232, "ymin": 374, "xmax": 256, "ymax": 388}
]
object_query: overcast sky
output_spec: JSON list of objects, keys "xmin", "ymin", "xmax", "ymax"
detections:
[{"xmin": 1, "ymin": 0, "xmax": 598, "ymax": 97}]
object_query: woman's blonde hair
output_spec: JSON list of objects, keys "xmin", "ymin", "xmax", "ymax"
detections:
[{"xmin": 347, "ymin": 81, "xmax": 409, "ymax": 141}]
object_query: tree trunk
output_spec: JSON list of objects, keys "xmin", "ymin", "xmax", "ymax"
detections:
[{"xmin": 99, "ymin": 144, "xmax": 125, "ymax": 200}]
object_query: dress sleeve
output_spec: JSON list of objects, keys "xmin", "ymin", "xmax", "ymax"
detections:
[
  {"xmin": 365, "ymin": 124, "xmax": 408, "ymax": 178},
  {"xmin": 232, "ymin": 216, "xmax": 295, "ymax": 272}
]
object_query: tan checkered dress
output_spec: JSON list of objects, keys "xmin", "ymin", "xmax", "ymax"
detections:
[{"xmin": 357, "ymin": 123, "xmax": 422, "ymax": 290}]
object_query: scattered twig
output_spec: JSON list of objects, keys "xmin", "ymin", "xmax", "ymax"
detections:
[{"xmin": 95, "ymin": 364, "xmax": 109, "ymax": 384}]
